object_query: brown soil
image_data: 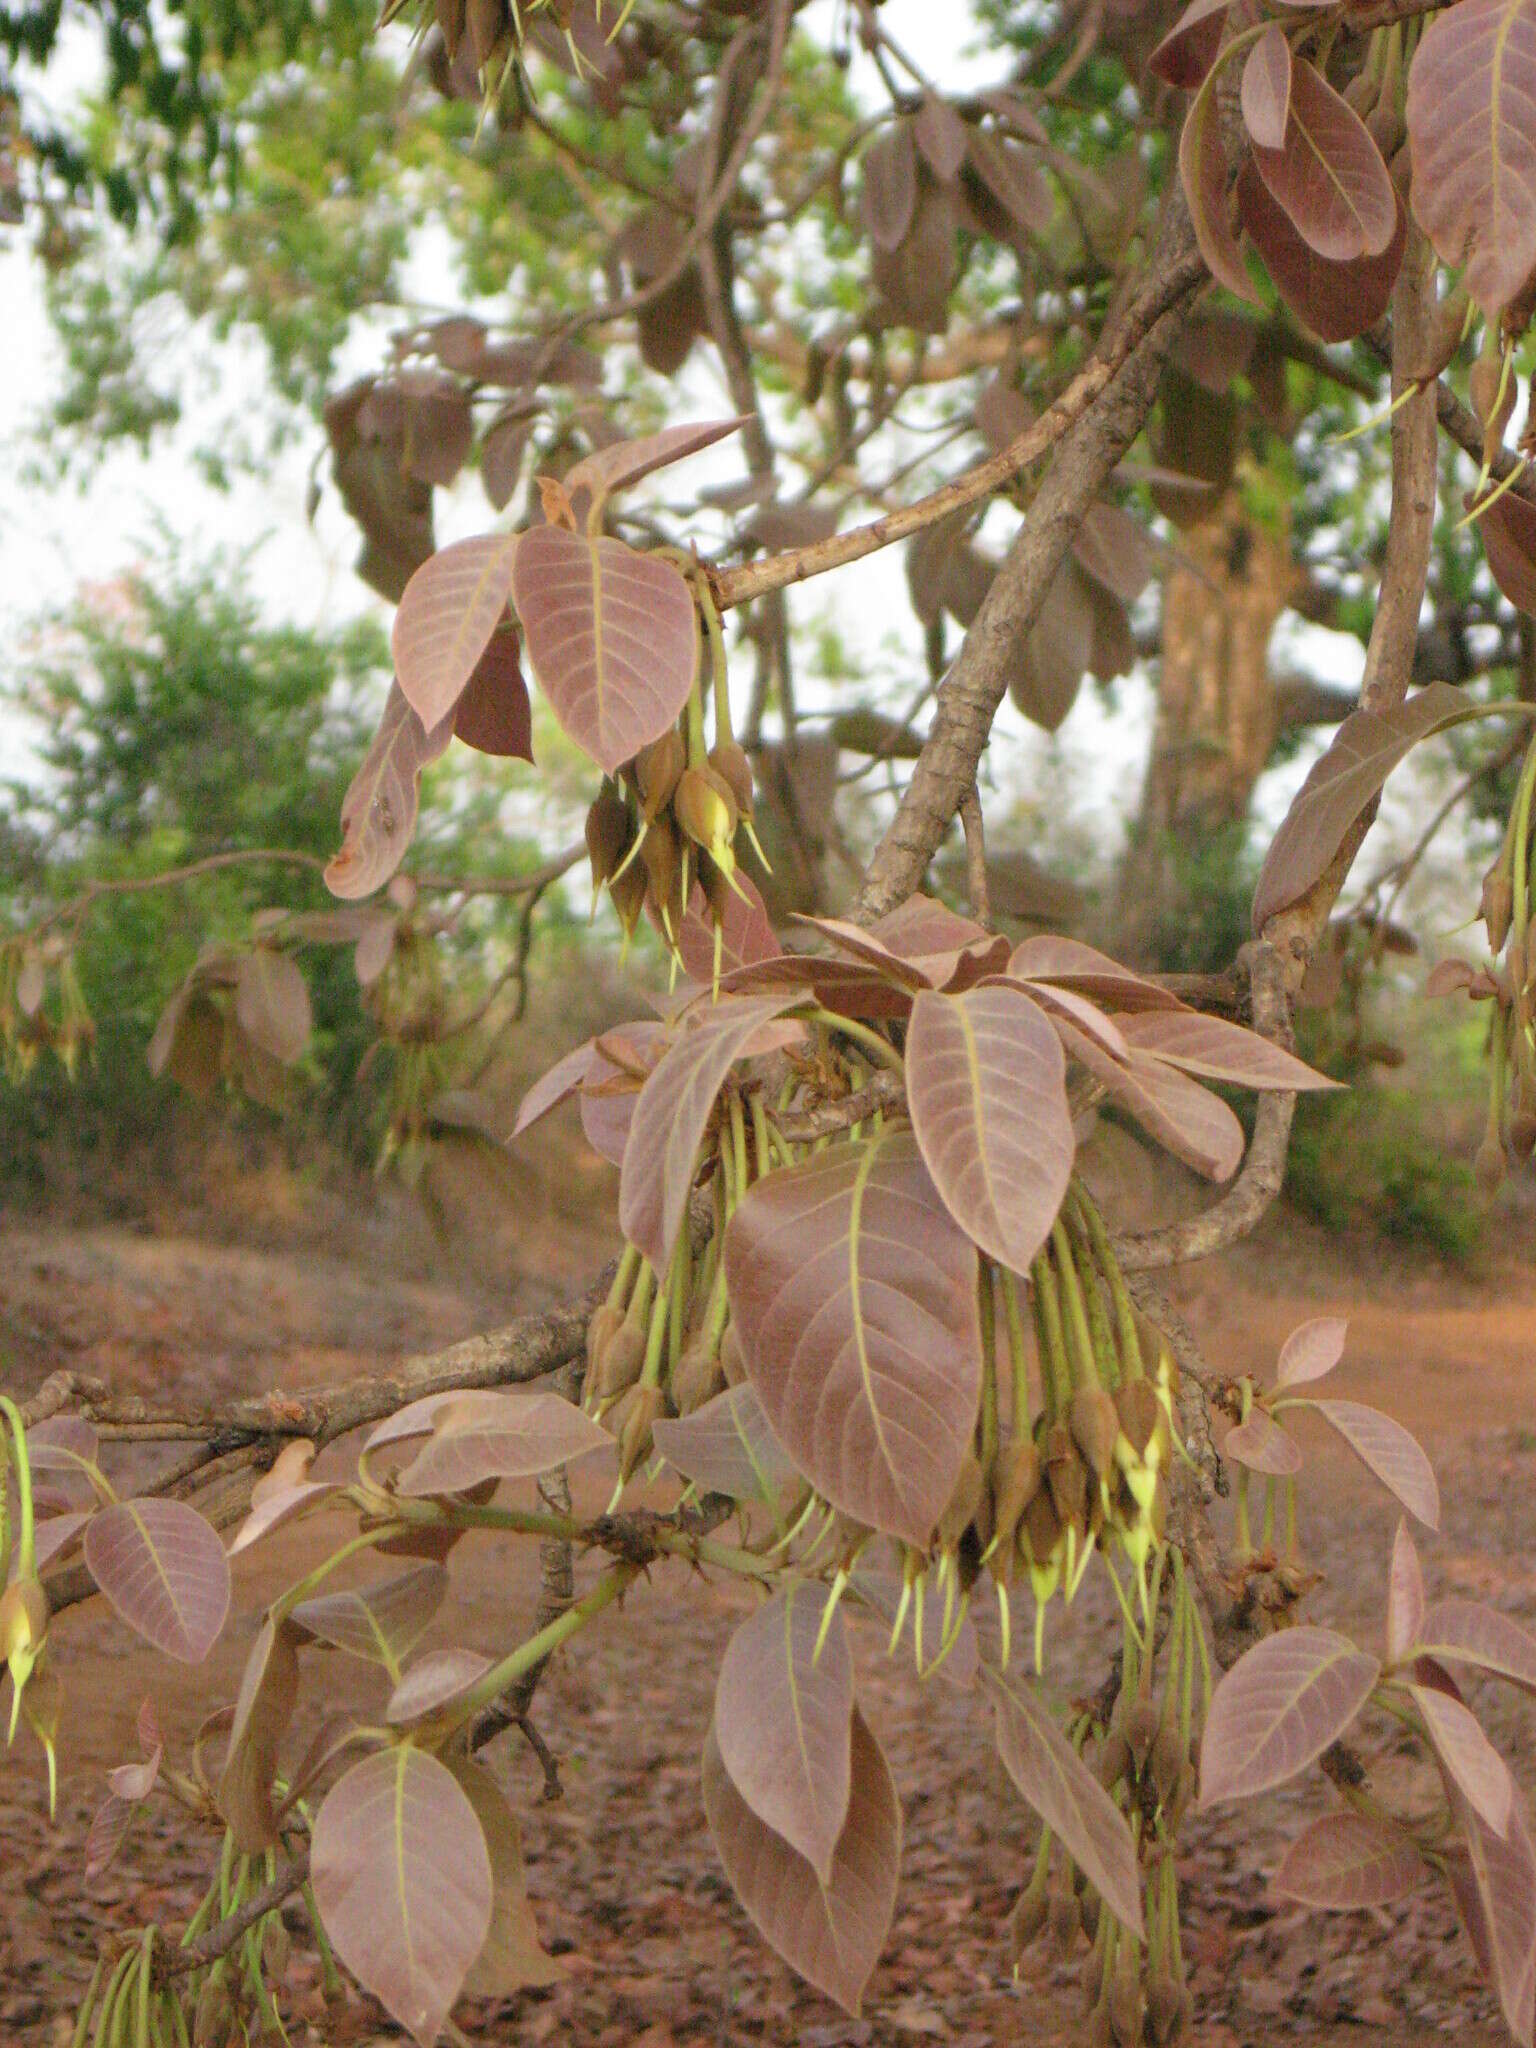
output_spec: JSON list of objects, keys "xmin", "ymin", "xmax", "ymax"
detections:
[{"xmin": 2, "ymin": 1156, "xmax": 1534, "ymax": 2048}]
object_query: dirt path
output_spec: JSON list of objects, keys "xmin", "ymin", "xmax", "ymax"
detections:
[{"xmin": 3, "ymin": 1212, "xmax": 1533, "ymax": 2046}]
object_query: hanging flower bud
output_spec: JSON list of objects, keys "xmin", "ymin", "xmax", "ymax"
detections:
[
  {"xmin": 636, "ymin": 730, "xmax": 687, "ymax": 822},
  {"xmin": 672, "ymin": 1331, "xmax": 724, "ymax": 1414},
  {"xmin": 608, "ymin": 856, "xmax": 649, "ymax": 943},
  {"xmin": 437, "ymin": 0, "xmax": 467, "ymax": 60},
  {"xmin": 586, "ymin": 1303, "xmax": 624, "ymax": 1385},
  {"xmin": 707, "ymin": 740, "xmax": 755, "ymax": 820},
  {"xmin": 1109, "ymin": 1943, "xmax": 1147, "ymax": 2048},
  {"xmin": 936, "ymin": 1450, "xmax": 986, "ymax": 1552},
  {"xmin": 674, "ymin": 764, "xmax": 740, "ymax": 869},
  {"xmin": 1150, "ymin": 1718, "xmax": 1187, "ymax": 1807},
  {"xmin": 618, "ymin": 1383, "xmax": 669, "ymax": 1483},
  {"xmin": 1, "ymin": 1577, "xmax": 48, "ymax": 1736},
  {"xmin": 1124, "ymin": 1694, "xmax": 1161, "ymax": 1772},
  {"xmin": 1481, "ymin": 863, "xmax": 1514, "ymax": 955},
  {"xmin": 586, "ymin": 783, "xmax": 633, "ymax": 903},
  {"xmin": 1474, "ymin": 1135, "xmax": 1507, "ymax": 1197},
  {"xmin": 1047, "ymin": 1867, "xmax": 1081, "ymax": 1955},
  {"xmin": 989, "ymin": 1436, "xmax": 1042, "ymax": 1554},
  {"xmin": 598, "ymin": 1321, "xmax": 647, "ymax": 1403},
  {"xmin": 640, "ymin": 814, "xmax": 684, "ymax": 939},
  {"xmin": 1008, "ymin": 1867, "xmax": 1050, "ymax": 1961},
  {"xmin": 1070, "ymin": 1387, "xmax": 1120, "ymax": 1482}
]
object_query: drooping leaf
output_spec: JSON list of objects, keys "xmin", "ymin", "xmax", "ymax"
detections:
[
  {"xmin": 714, "ymin": 1583, "xmax": 856, "ymax": 1883},
  {"xmin": 1406, "ymin": 0, "xmax": 1536, "ymax": 318},
  {"xmin": 990, "ymin": 1673, "xmax": 1144, "ymax": 1932},
  {"xmin": 914, "ymin": 94, "xmax": 970, "ymax": 182},
  {"xmin": 34, "ymin": 1510, "xmax": 93, "ymax": 1572},
  {"xmin": 1444, "ymin": 1771, "xmax": 1536, "ymax": 2040},
  {"xmin": 84, "ymin": 1500, "xmax": 231, "ymax": 1663},
  {"xmin": 1419, "ymin": 1599, "xmax": 1536, "ymax": 1696},
  {"xmin": 1252, "ymin": 684, "xmax": 1481, "ymax": 931},
  {"xmin": 580, "ymin": 1022, "xmax": 665, "ymax": 1166},
  {"xmin": 965, "ymin": 129, "xmax": 1053, "ymax": 237},
  {"xmin": 513, "ymin": 1040, "xmax": 598, "ymax": 1138},
  {"xmin": 1241, "ymin": 26, "xmax": 1293, "ymax": 148},
  {"xmin": 1251, "ymin": 58, "xmax": 1395, "ymax": 260},
  {"xmin": 229, "ymin": 1479, "xmax": 336, "ymax": 1558},
  {"xmin": 453, "ymin": 623, "xmax": 534, "ymax": 761},
  {"xmin": 392, "ymin": 535, "xmax": 520, "ymax": 732},
  {"xmin": 291, "ymin": 1562, "xmax": 447, "ymax": 1674},
  {"xmin": 1071, "ymin": 502, "xmax": 1153, "ymax": 607},
  {"xmin": 84, "ymin": 1794, "xmax": 135, "ymax": 1883},
  {"xmin": 563, "ymin": 418, "xmax": 750, "ymax": 507},
  {"xmin": 1112, "ymin": 1010, "xmax": 1339, "ymax": 1091},
  {"xmin": 1050, "ymin": 1016, "xmax": 1245, "ymax": 1182},
  {"xmin": 1149, "ymin": 0, "xmax": 1231, "ymax": 88},
  {"xmin": 480, "ymin": 407, "xmax": 532, "ymax": 513},
  {"xmin": 396, "ymin": 1390, "xmax": 612, "ymax": 1497},
  {"xmin": 1012, "ymin": 558, "xmax": 1096, "ymax": 732},
  {"xmin": 387, "ymin": 1648, "xmax": 494, "ymax": 1726},
  {"xmin": 106, "ymin": 1737, "xmax": 162, "ymax": 1805},
  {"xmin": 905, "ymin": 981, "xmax": 1075, "ymax": 1272},
  {"xmin": 861, "ymin": 123, "xmax": 918, "ymax": 250},
  {"xmin": 511, "ymin": 526, "xmax": 698, "ymax": 776},
  {"xmin": 1477, "ymin": 487, "xmax": 1536, "ymax": 616},
  {"xmin": 701, "ymin": 1708, "xmax": 900, "ymax": 2017},
  {"xmin": 723, "ymin": 1126, "xmax": 982, "ymax": 1547},
  {"xmin": 618, "ymin": 993, "xmax": 799, "ymax": 1272},
  {"xmin": 1271, "ymin": 1810, "xmax": 1425, "ymax": 1909},
  {"xmin": 363, "ymin": 1394, "xmax": 464, "ymax": 1455},
  {"xmin": 1178, "ymin": 86, "xmax": 1261, "ymax": 305},
  {"xmin": 1386, "ymin": 1520, "xmax": 1426, "ymax": 1667},
  {"xmin": 326, "ymin": 683, "xmax": 453, "ymax": 902},
  {"xmin": 1275, "ymin": 1315, "xmax": 1348, "ymax": 1388},
  {"xmin": 1313, "ymin": 1400, "xmax": 1440, "ymax": 1529},
  {"xmin": 217, "ymin": 1616, "xmax": 301, "ymax": 1852},
  {"xmin": 1237, "ymin": 160, "xmax": 1407, "ymax": 342},
  {"xmin": 650, "ymin": 1384, "xmax": 798, "ymax": 1504},
  {"xmin": 1223, "ymin": 1410, "xmax": 1303, "ymax": 1476},
  {"xmin": 1010, "ymin": 936, "xmax": 1186, "ymax": 1012},
  {"xmin": 311, "ymin": 1745, "xmax": 493, "ymax": 2048},
  {"xmin": 1411, "ymin": 1684, "xmax": 1514, "ymax": 1836},
  {"xmin": 27, "ymin": 1415, "xmax": 99, "ymax": 1471},
  {"xmin": 447, "ymin": 1756, "xmax": 566, "ymax": 1997},
  {"xmin": 233, "ymin": 949, "xmax": 311, "ymax": 1067},
  {"xmin": 1200, "ymin": 1625, "xmax": 1380, "ymax": 1805}
]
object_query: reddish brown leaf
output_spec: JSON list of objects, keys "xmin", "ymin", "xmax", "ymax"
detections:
[
  {"xmin": 311, "ymin": 1745, "xmax": 493, "ymax": 2048},
  {"xmin": 1009, "ymin": 935, "xmax": 1188, "ymax": 1013},
  {"xmin": 651, "ymin": 1384, "xmax": 798, "ymax": 1504},
  {"xmin": 715, "ymin": 1583, "xmax": 855, "ymax": 1883},
  {"xmin": 580, "ymin": 1022, "xmax": 664, "ymax": 1166},
  {"xmin": 1313, "ymin": 1399, "xmax": 1440, "ymax": 1528},
  {"xmin": 513, "ymin": 1040, "xmax": 598, "ymax": 1137},
  {"xmin": 393, "ymin": 535, "xmax": 520, "ymax": 732},
  {"xmin": 1477, "ymin": 487, "xmax": 1536, "ymax": 615},
  {"xmin": 1406, "ymin": 0, "xmax": 1536, "ymax": 318},
  {"xmin": 234, "ymin": 949, "xmax": 311, "ymax": 1067},
  {"xmin": 990, "ymin": 1673, "xmax": 1144, "ymax": 1932},
  {"xmin": 702, "ymin": 1708, "xmax": 900, "ymax": 2016},
  {"xmin": 326, "ymin": 683, "xmax": 453, "ymax": 902},
  {"xmin": 511, "ymin": 526, "xmax": 698, "ymax": 776},
  {"xmin": 34, "ymin": 1510, "xmax": 92, "ymax": 1572},
  {"xmin": 1386, "ymin": 1519, "xmax": 1426, "ymax": 1666},
  {"xmin": 1200, "ymin": 1626, "xmax": 1380, "ymax": 1805},
  {"xmin": 618, "ymin": 994, "xmax": 798, "ymax": 1272},
  {"xmin": 1272, "ymin": 1811, "xmax": 1425, "ymax": 1909},
  {"xmin": 84, "ymin": 1500, "xmax": 230, "ymax": 1663},
  {"xmin": 861, "ymin": 123, "xmax": 918, "ymax": 249},
  {"xmin": 1419, "ymin": 1599, "xmax": 1536, "ymax": 1696},
  {"xmin": 480, "ymin": 407, "xmax": 532, "ymax": 513},
  {"xmin": 396, "ymin": 1389, "xmax": 612, "ymax": 1497},
  {"xmin": 387, "ymin": 1648, "xmax": 494, "ymax": 1726},
  {"xmin": 1237, "ymin": 159, "xmax": 1407, "ymax": 342},
  {"xmin": 1223, "ymin": 1410, "xmax": 1303, "ymax": 1476},
  {"xmin": 1178, "ymin": 86, "xmax": 1261, "ymax": 305},
  {"xmin": 1252, "ymin": 683, "xmax": 1481, "ymax": 931},
  {"xmin": 229, "ymin": 1479, "xmax": 335, "ymax": 1558},
  {"xmin": 723, "ymin": 1126, "xmax": 982, "ymax": 1547},
  {"xmin": 1072, "ymin": 502, "xmax": 1153, "ymax": 606},
  {"xmin": 291, "ymin": 1562, "xmax": 447, "ymax": 1671},
  {"xmin": 1444, "ymin": 1773, "xmax": 1536, "ymax": 2040},
  {"xmin": 1275, "ymin": 1314, "xmax": 1348, "ymax": 1388},
  {"xmin": 965, "ymin": 128, "xmax": 1053, "ymax": 235},
  {"xmin": 449, "ymin": 1756, "xmax": 566, "ymax": 1997},
  {"xmin": 1112, "ymin": 1010, "xmax": 1339, "ymax": 1091},
  {"xmin": 914, "ymin": 94, "xmax": 969, "ymax": 182},
  {"xmin": 1148, "ymin": 0, "xmax": 1231, "ymax": 88},
  {"xmin": 906, "ymin": 982, "xmax": 1074, "ymax": 1272},
  {"xmin": 1050, "ymin": 1016, "xmax": 1246, "ymax": 1182},
  {"xmin": 1251, "ymin": 59, "xmax": 1395, "ymax": 260},
  {"xmin": 1012, "ymin": 558, "xmax": 1096, "ymax": 733},
  {"xmin": 564, "ymin": 417, "xmax": 750, "ymax": 506},
  {"xmin": 1241, "ymin": 26, "xmax": 1293, "ymax": 149},
  {"xmin": 453, "ymin": 624, "xmax": 534, "ymax": 761},
  {"xmin": 217, "ymin": 1616, "xmax": 301, "ymax": 1852},
  {"xmin": 1411, "ymin": 1683, "xmax": 1514, "ymax": 1836},
  {"xmin": 676, "ymin": 872, "xmax": 780, "ymax": 985}
]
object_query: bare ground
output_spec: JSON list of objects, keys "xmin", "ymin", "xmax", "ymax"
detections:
[{"xmin": 2, "ymin": 1155, "xmax": 1534, "ymax": 2048}]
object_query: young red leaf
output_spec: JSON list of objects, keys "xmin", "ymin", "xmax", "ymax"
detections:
[
  {"xmin": 1009, "ymin": 935, "xmax": 1187, "ymax": 1012},
  {"xmin": 1148, "ymin": 0, "xmax": 1230, "ymax": 89},
  {"xmin": 1050, "ymin": 1015, "xmax": 1246, "ymax": 1182},
  {"xmin": 1411, "ymin": 1683, "xmax": 1514, "ymax": 1836},
  {"xmin": 34, "ymin": 1510, "xmax": 92, "ymax": 1572},
  {"xmin": 1477, "ymin": 488, "xmax": 1536, "ymax": 616},
  {"xmin": 861, "ymin": 123, "xmax": 919, "ymax": 250},
  {"xmin": 1223, "ymin": 1409, "xmax": 1303, "ymax": 1477},
  {"xmin": 1418, "ymin": 1599, "xmax": 1536, "ymax": 1697},
  {"xmin": 1443, "ymin": 1771, "xmax": 1536, "ymax": 2040},
  {"xmin": 453, "ymin": 623, "xmax": 534, "ymax": 761},
  {"xmin": 311, "ymin": 1745, "xmax": 493, "ymax": 2048},
  {"xmin": 1012, "ymin": 557, "xmax": 1097, "ymax": 732},
  {"xmin": 479, "ymin": 406, "xmax": 531, "ymax": 513},
  {"xmin": 1178, "ymin": 86, "xmax": 1261, "ymax": 305},
  {"xmin": 106, "ymin": 1737, "xmax": 163, "ymax": 1804},
  {"xmin": 1199, "ymin": 1625, "xmax": 1380, "ymax": 1805},
  {"xmin": 1236, "ymin": 159, "xmax": 1407, "ymax": 343},
  {"xmin": 1312, "ymin": 1399, "xmax": 1440, "ymax": 1529},
  {"xmin": 1251, "ymin": 58, "xmax": 1396, "ymax": 261},
  {"xmin": 392, "ymin": 535, "xmax": 519, "ymax": 732},
  {"xmin": 723, "ymin": 1126, "xmax": 982, "ymax": 1548},
  {"xmin": 1271, "ymin": 1810, "xmax": 1425, "ymax": 1909},
  {"xmin": 701, "ymin": 1707, "xmax": 900, "ymax": 2016},
  {"xmin": 387, "ymin": 1647, "xmax": 494, "ymax": 1726},
  {"xmin": 905, "ymin": 981, "xmax": 1075, "ymax": 1272},
  {"xmin": 580, "ymin": 1022, "xmax": 664, "ymax": 1166},
  {"xmin": 326, "ymin": 683, "xmax": 453, "ymax": 902},
  {"xmin": 563, "ymin": 417, "xmax": 750, "ymax": 507},
  {"xmin": 1252, "ymin": 683, "xmax": 1480, "ymax": 931},
  {"xmin": 290, "ymin": 1562, "xmax": 447, "ymax": 1671},
  {"xmin": 1406, "ymin": 0, "xmax": 1536, "ymax": 319},
  {"xmin": 1275, "ymin": 1314, "xmax": 1348, "ymax": 1388},
  {"xmin": 28, "ymin": 1415, "xmax": 100, "ymax": 1469},
  {"xmin": 396, "ymin": 1389, "xmax": 612, "ymax": 1497},
  {"xmin": 363, "ymin": 1393, "xmax": 464, "ymax": 1455},
  {"xmin": 965, "ymin": 129, "xmax": 1053, "ymax": 237},
  {"xmin": 650, "ymin": 1384, "xmax": 798, "ymax": 1504},
  {"xmin": 914, "ymin": 94, "xmax": 969, "ymax": 182},
  {"xmin": 1241, "ymin": 26, "xmax": 1292, "ymax": 149},
  {"xmin": 676, "ymin": 872, "xmax": 781, "ymax": 984},
  {"xmin": 84, "ymin": 1794, "xmax": 135, "ymax": 1883},
  {"xmin": 1113, "ymin": 1010, "xmax": 1339, "ymax": 1091},
  {"xmin": 84, "ymin": 1500, "xmax": 231, "ymax": 1663},
  {"xmin": 618, "ymin": 993, "xmax": 799, "ymax": 1273},
  {"xmin": 989, "ymin": 1673, "xmax": 1144, "ymax": 1933},
  {"xmin": 1071, "ymin": 502, "xmax": 1153, "ymax": 607},
  {"xmin": 511, "ymin": 526, "xmax": 697, "ymax": 776},
  {"xmin": 513, "ymin": 1039, "xmax": 597, "ymax": 1138},
  {"xmin": 715, "ymin": 1583, "xmax": 856, "ymax": 1883},
  {"xmin": 447, "ymin": 1756, "xmax": 566, "ymax": 1997},
  {"xmin": 234, "ymin": 949, "xmax": 311, "ymax": 1066},
  {"xmin": 217, "ymin": 1616, "xmax": 301, "ymax": 1852},
  {"xmin": 1008, "ymin": 979, "xmax": 1131, "ymax": 1060},
  {"xmin": 229, "ymin": 1478, "xmax": 335, "ymax": 1558},
  {"xmin": 1386, "ymin": 1519, "xmax": 1426, "ymax": 1667}
]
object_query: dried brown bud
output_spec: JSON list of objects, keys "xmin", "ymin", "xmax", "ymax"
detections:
[
  {"xmin": 1047, "ymin": 1874, "xmax": 1081, "ymax": 1956},
  {"xmin": 1109, "ymin": 1945, "xmax": 1146, "ymax": 2048},
  {"xmin": 598, "ymin": 1321, "xmax": 647, "ymax": 1403},
  {"xmin": 1114, "ymin": 1378, "xmax": 1162, "ymax": 1459},
  {"xmin": 585, "ymin": 783, "xmax": 632, "ymax": 895},
  {"xmin": 1146, "ymin": 1969, "xmax": 1185, "ymax": 2045},
  {"xmin": 1044, "ymin": 1436, "xmax": 1088, "ymax": 1533},
  {"xmin": 1008, "ymin": 1878, "xmax": 1049, "ymax": 1961},
  {"xmin": 1097, "ymin": 1725, "xmax": 1132, "ymax": 1792},
  {"xmin": 436, "ymin": 0, "xmax": 467, "ymax": 61},
  {"xmin": 466, "ymin": 0, "xmax": 508, "ymax": 68},
  {"xmin": 1019, "ymin": 1487, "xmax": 1063, "ymax": 1568},
  {"xmin": 618, "ymin": 1383, "xmax": 669, "ymax": 1481},
  {"xmin": 672, "ymin": 1332, "xmax": 724, "ymax": 1415},
  {"xmin": 1481, "ymin": 864, "xmax": 1514, "ymax": 955},
  {"xmin": 640, "ymin": 814, "xmax": 684, "ymax": 934},
  {"xmin": 608, "ymin": 854, "xmax": 649, "ymax": 940}
]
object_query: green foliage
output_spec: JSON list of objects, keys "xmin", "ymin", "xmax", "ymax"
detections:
[{"xmin": 1284, "ymin": 1084, "xmax": 1484, "ymax": 1266}]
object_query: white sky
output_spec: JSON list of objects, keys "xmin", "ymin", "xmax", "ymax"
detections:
[{"xmin": 0, "ymin": 0, "xmax": 1381, "ymax": 885}]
